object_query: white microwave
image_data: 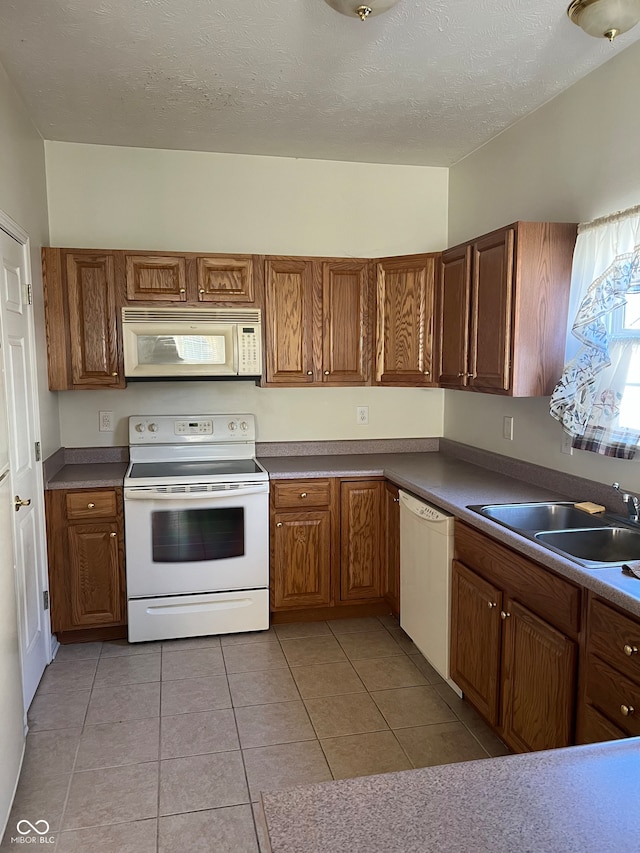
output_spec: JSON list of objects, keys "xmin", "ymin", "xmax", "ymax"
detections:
[{"xmin": 122, "ymin": 307, "xmax": 262, "ymax": 380}]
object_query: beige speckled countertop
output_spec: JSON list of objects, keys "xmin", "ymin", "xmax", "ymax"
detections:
[
  {"xmin": 46, "ymin": 462, "xmax": 128, "ymax": 489},
  {"xmin": 262, "ymin": 738, "xmax": 640, "ymax": 853},
  {"xmin": 262, "ymin": 452, "xmax": 640, "ymax": 618}
]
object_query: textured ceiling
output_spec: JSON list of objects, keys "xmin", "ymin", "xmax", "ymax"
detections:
[{"xmin": 0, "ymin": 0, "xmax": 637, "ymax": 166}]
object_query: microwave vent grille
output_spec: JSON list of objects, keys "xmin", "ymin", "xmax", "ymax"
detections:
[{"xmin": 122, "ymin": 307, "xmax": 261, "ymax": 324}]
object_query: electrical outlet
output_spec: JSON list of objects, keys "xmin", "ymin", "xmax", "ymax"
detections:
[
  {"xmin": 561, "ymin": 432, "xmax": 574, "ymax": 455},
  {"xmin": 356, "ymin": 406, "xmax": 369, "ymax": 425},
  {"xmin": 502, "ymin": 415, "xmax": 514, "ymax": 441},
  {"xmin": 99, "ymin": 411, "xmax": 114, "ymax": 432}
]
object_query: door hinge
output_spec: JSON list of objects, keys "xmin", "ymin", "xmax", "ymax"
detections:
[
  {"xmin": 35, "ymin": 441, "xmax": 41, "ymax": 462},
  {"xmin": 24, "ymin": 282, "xmax": 33, "ymax": 305},
  {"xmin": 43, "ymin": 590, "xmax": 49, "ymax": 611}
]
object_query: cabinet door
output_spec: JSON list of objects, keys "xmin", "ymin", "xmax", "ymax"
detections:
[
  {"xmin": 322, "ymin": 260, "xmax": 370, "ymax": 384},
  {"xmin": 438, "ymin": 244, "xmax": 472, "ymax": 388},
  {"xmin": 501, "ymin": 598, "xmax": 576, "ymax": 752},
  {"xmin": 264, "ymin": 258, "xmax": 315, "ymax": 384},
  {"xmin": 375, "ymin": 255, "xmax": 437, "ymax": 386},
  {"xmin": 66, "ymin": 253, "xmax": 123, "ymax": 387},
  {"xmin": 196, "ymin": 256, "xmax": 254, "ymax": 303},
  {"xmin": 383, "ymin": 481, "xmax": 400, "ymax": 617},
  {"xmin": 271, "ymin": 511, "xmax": 332, "ymax": 608},
  {"xmin": 469, "ymin": 228, "xmax": 514, "ymax": 392},
  {"xmin": 340, "ymin": 481, "xmax": 384, "ymax": 602},
  {"xmin": 125, "ymin": 254, "xmax": 187, "ymax": 301},
  {"xmin": 67, "ymin": 523, "xmax": 124, "ymax": 627},
  {"xmin": 450, "ymin": 560, "xmax": 502, "ymax": 726}
]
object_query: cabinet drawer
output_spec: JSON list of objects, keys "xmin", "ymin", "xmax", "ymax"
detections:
[
  {"xmin": 66, "ymin": 491, "xmax": 118, "ymax": 519},
  {"xmin": 455, "ymin": 521, "xmax": 581, "ymax": 636},
  {"xmin": 589, "ymin": 597, "xmax": 640, "ymax": 682},
  {"xmin": 272, "ymin": 480, "xmax": 332, "ymax": 508},
  {"xmin": 578, "ymin": 702, "xmax": 626, "ymax": 745},
  {"xmin": 585, "ymin": 653, "xmax": 640, "ymax": 737}
]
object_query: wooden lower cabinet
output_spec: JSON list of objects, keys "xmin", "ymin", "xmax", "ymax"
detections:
[
  {"xmin": 451, "ymin": 522, "xmax": 579, "ymax": 753},
  {"xmin": 383, "ymin": 481, "xmax": 400, "ymax": 617},
  {"xmin": 270, "ymin": 477, "xmax": 388, "ymax": 620},
  {"xmin": 577, "ymin": 595, "xmax": 640, "ymax": 743},
  {"xmin": 46, "ymin": 488, "xmax": 126, "ymax": 639}
]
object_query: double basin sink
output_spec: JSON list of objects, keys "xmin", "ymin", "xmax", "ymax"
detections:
[{"xmin": 468, "ymin": 501, "xmax": 640, "ymax": 569}]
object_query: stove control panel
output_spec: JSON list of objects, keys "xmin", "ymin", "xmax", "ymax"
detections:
[{"xmin": 129, "ymin": 414, "xmax": 256, "ymax": 444}]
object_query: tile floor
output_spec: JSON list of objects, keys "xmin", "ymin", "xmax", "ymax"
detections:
[{"xmin": 1, "ymin": 615, "xmax": 509, "ymax": 853}]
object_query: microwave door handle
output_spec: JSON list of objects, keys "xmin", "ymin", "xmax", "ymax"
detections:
[{"xmin": 124, "ymin": 484, "xmax": 269, "ymax": 500}]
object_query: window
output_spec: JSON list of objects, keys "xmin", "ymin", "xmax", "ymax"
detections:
[{"xmin": 609, "ymin": 286, "xmax": 640, "ymax": 430}]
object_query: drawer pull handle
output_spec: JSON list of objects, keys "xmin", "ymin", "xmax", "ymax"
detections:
[
  {"xmin": 500, "ymin": 610, "xmax": 511, "ymax": 620},
  {"xmin": 87, "ymin": 502, "xmax": 95, "ymax": 509},
  {"xmin": 487, "ymin": 601, "xmax": 497, "ymax": 609},
  {"xmin": 276, "ymin": 522, "xmax": 283, "ymax": 528},
  {"xmin": 110, "ymin": 532, "xmax": 117, "ymax": 538},
  {"xmin": 624, "ymin": 644, "xmax": 638, "ymax": 656},
  {"xmin": 300, "ymin": 493, "xmax": 307, "ymax": 498},
  {"xmin": 621, "ymin": 704, "xmax": 635, "ymax": 717}
]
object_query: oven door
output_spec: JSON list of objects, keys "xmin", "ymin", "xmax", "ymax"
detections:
[{"xmin": 124, "ymin": 483, "xmax": 269, "ymax": 597}]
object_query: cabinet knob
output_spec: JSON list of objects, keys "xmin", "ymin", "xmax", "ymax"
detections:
[
  {"xmin": 110, "ymin": 532, "xmax": 117, "ymax": 538},
  {"xmin": 199, "ymin": 288, "xmax": 205, "ymax": 294},
  {"xmin": 425, "ymin": 370, "xmax": 430, "ymax": 376},
  {"xmin": 487, "ymin": 601, "xmax": 497, "ymax": 609},
  {"xmin": 457, "ymin": 372, "xmax": 466, "ymax": 378},
  {"xmin": 111, "ymin": 372, "xmax": 118, "ymax": 377},
  {"xmin": 393, "ymin": 497, "xmax": 400, "ymax": 503},
  {"xmin": 500, "ymin": 610, "xmax": 511, "ymax": 620},
  {"xmin": 621, "ymin": 704, "xmax": 635, "ymax": 717},
  {"xmin": 624, "ymin": 644, "xmax": 638, "ymax": 656},
  {"xmin": 300, "ymin": 492, "xmax": 307, "ymax": 498},
  {"xmin": 276, "ymin": 522, "xmax": 283, "ymax": 528},
  {"xmin": 87, "ymin": 502, "xmax": 95, "ymax": 509},
  {"xmin": 324, "ymin": 370, "xmax": 330, "ymax": 376},
  {"xmin": 179, "ymin": 288, "xmax": 186, "ymax": 293},
  {"xmin": 306, "ymin": 370, "xmax": 313, "ymax": 376}
]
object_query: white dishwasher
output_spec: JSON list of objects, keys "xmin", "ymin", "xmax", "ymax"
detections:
[{"xmin": 399, "ymin": 490, "xmax": 455, "ymax": 685}]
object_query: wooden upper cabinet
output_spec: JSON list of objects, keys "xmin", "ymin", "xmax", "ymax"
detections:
[
  {"xmin": 322, "ymin": 260, "xmax": 370, "ymax": 385},
  {"xmin": 339, "ymin": 480, "xmax": 384, "ymax": 603},
  {"xmin": 196, "ymin": 256, "xmax": 254, "ymax": 302},
  {"xmin": 125, "ymin": 254, "xmax": 187, "ymax": 301},
  {"xmin": 58, "ymin": 251, "xmax": 123, "ymax": 389},
  {"xmin": 469, "ymin": 228, "xmax": 514, "ymax": 392},
  {"xmin": 375, "ymin": 254, "xmax": 438, "ymax": 386},
  {"xmin": 438, "ymin": 222, "xmax": 577, "ymax": 397},
  {"xmin": 263, "ymin": 256, "xmax": 370, "ymax": 386},
  {"xmin": 264, "ymin": 257, "xmax": 315, "ymax": 384},
  {"xmin": 438, "ymin": 244, "xmax": 472, "ymax": 388}
]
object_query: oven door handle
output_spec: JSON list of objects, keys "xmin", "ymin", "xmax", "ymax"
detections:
[{"xmin": 124, "ymin": 484, "xmax": 269, "ymax": 500}]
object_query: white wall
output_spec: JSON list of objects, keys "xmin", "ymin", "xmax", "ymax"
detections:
[
  {"xmin": 45, "ymin": 142, "xmax": 449, "ymax": 446},
  {"xmin": 446, "ymin": 39, "xmax": 640, "ymax": 492},
  {"xmin": 0, "ymin": 60, "xmax": 52, "ymax": 838}
]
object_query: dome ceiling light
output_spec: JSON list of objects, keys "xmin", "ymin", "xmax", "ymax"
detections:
[
  {"xmin": 567, "ymin": 0, "xmax": 640, "ymax": 41},
  {"xmin": 323, "ymin": 0, "xmax": 401, "ymax": 21}
]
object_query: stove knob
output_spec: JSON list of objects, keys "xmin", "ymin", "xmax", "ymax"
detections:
[
  {"xmin": 228, "ymin": 421, "xmax": 237, "ymax": 431},
  {"xmin": 135, "ymin": 423, "xmax": 145, "ymax": 432},
  {"xmin": 148, "ymin": 423, "xmax": 158, "ymax": 433},
  {"xmin": 240, "ymin": 421, "xmax": 249, "ymax": 431}
]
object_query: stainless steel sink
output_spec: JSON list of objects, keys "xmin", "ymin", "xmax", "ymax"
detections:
[
  {"xmin": 535, "ymin": 527, "xmax": 640, "ymax": 567},
  {"xmin": 477, "ymin": 502, "xmax": 608, "ymax": 532}
]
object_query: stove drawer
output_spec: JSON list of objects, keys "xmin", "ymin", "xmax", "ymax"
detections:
[
  {"xmin": 273, "ymin": 479, "xmax": 332, "ymax": 508},
  {"xmin": 66, "ymin": 489, "xmax": 118, "ymax": 519}
]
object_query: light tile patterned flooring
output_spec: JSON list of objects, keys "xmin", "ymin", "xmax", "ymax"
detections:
[{"xmin": 1, "ymin": 615, "xmax": 509, "ymax": 853}]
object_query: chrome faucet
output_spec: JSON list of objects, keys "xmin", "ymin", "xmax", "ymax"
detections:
[{"xmin": 612, "ymin": 483, "xmax": 640, "ymax": 522}]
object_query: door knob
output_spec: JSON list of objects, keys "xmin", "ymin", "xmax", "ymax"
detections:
[{"xmin": 14, "ymin": 495, "xmax": 31, "ymax": 512}]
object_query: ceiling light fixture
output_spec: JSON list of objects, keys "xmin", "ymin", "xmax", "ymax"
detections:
[
  {"xmin": 323, "ymin": 0, "xmax": 401, "ymax": 21},
  {"xmin": 567, "ymin": 0, "xmax": 640, "ymax": 41}
]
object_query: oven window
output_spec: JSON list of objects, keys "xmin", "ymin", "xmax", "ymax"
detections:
[{"xmin": 151, "ymin": 507, "xmax": 245, "ymax": 562}]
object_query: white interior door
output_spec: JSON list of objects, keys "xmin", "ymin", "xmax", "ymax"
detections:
[{"xmin": 0, "ymin": 225, "xmax": 49, "ymax": 709}]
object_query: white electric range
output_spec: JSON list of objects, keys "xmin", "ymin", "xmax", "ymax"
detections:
[{"xmin": 123, "ymin": 414, "xmax": 269, "ymax": 642}]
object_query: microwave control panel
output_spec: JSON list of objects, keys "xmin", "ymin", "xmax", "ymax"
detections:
[{"xmin": 238, "ymin": 325, "xmax": 262, "ymax": 375}]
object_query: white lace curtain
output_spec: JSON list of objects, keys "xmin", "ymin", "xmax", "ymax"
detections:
[{"xmin": 549, "ymin": 205, "xmax": 640, "ymax": 459}]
